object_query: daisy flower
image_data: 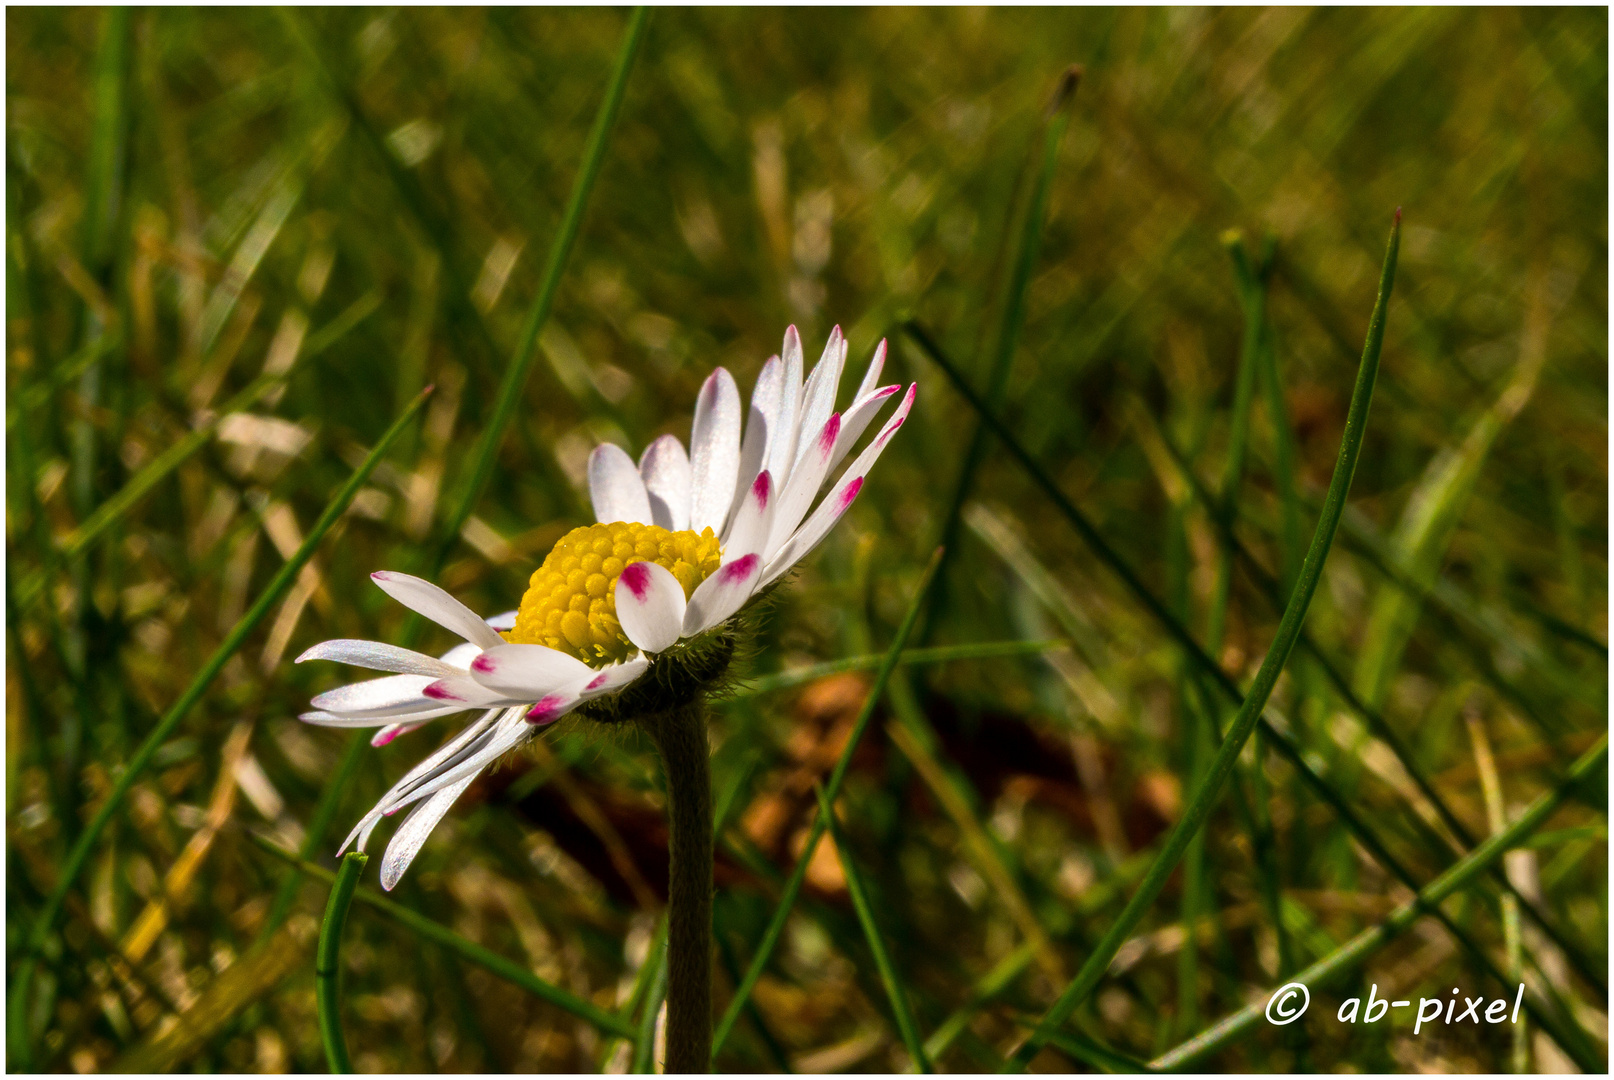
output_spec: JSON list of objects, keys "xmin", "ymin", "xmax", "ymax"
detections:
[{"xmin": 297, "ymin": 326, "xmax": 914, "ymax": 889}]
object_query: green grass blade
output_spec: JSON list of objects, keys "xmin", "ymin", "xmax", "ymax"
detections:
[
  {"xmin": 929, "ymin": 67, "xmax": 1079, "ymax": 628},
  {"xmin": 1001, "ymin": 212, "xmax": 1400, "ymax": 1072},
  {"xmin": 316, "ymin": 852, "xmax": 366, "ymax": 1074},
  {"xmin": 631, "ymin": 935, "xmax": 670, "ymax": 1073},
  {"xmin": 249, "ymin": 835, "xmax": 638, "ymax": 1038},
  {"xmin": 434, "ymin": 7, "xmax": 649, "ymax": 572},
  {"xmin": 1353, "ymin": 308, "xmax": 1553, "ymax": 710},
  {"xmin": 907, "ymin": 297, "xmax": 1605, "ymax": 1026},
  {"xmin": 814, "ymin": 784, "xmax": 931, "ymax": 1073},
  {"xmin": 923, "ymin": 942, "xmax": 1036, "ymax": 1063},
  {"xmin": 711, "ymin": 547, "xmax": 945, "ymax": 1062},
  {"xmin": 13, "ymin": 291, "xmax": 379, "ymax": 612},
  {"xmin": 730, "ymin": 639, "xmax": 1072, "ymax": 698},
  {"xmin": 1152, "ymin": 734, "xmax": 1610, "ymax": 1072},
  {"xmin": 14, "ymin": 384, "xmax": 433, "ymax": 962},
  {"xmin": 1141, "ymin": 409, "xmax": 1606, "ymax": 995}
]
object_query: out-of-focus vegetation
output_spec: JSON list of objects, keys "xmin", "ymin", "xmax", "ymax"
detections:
[{"xmin": 6, "ymin": 7, "xmax": 1606, "ymax": 1073}]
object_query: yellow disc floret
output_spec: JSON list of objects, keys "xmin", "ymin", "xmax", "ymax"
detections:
[{"xmin": 510, "ymin": 521, "xmax": 722, "ymax": 666}]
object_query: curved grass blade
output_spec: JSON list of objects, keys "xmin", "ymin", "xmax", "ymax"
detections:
[
  {"xmin": 814, "ymin": 784, "xmax": 931, "ymax": 1073},
  {"xmin": 435, "ymin": 6, "xmax": 649, "ymax": 573},
  {"xmin": 1139, "ymin": 404, "xmax": 1606, "ymax": 996},
  {"xmin": 249, "ymin": 835, "xmax": 638, "ymax": 1038},
  {"xmin": 711, "ymin": 547, "xmax": 945, "ymax": 1063},
  {"xmin": 1002, "ymin": 212, "xmax": 1400, "ymax": 1072},
  {"xmin": 9, "ymin": 384, "xmax": 435, "ymax": 1056},
  {"xmin": 317, "ymin": 852, "xmax": 367, "ymax": 1073},
  {"xmin": 631, "ymin": 938, "xmax": 669, "ymax": 1074},
  {"xmin": 1152, "ymin": 734, "xmax": 1609, "ymax": 1072}
]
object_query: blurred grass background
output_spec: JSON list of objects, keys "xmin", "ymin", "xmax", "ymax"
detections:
[{"xmin": 6, "ymin": 6, "xmax": 1607, "ymax": 1073}]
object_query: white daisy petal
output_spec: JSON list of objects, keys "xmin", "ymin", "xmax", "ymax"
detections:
[
  {"xmin": 828, "ymin": 384, "xmax": 901, "ymax": 477},
  {"xmin": 380, "ymin": 774, "xmax": 478, "ymax": 891},
  {"xmin": 724, "ymin": 470, "xmax": 775, "ymax": 561},
  {"xmin": 311, "ymin": 673, "xmax": 437, "ymax": 716},
  {"xmin": 300, "ymin": 707, "xmax": 466, "ymax": 729},
  {"xmin": 615, "ymin": 561, "xmax": 687, "ymax": 654},
  {"xmin": 296, "ymin": 639, "xmax": 460, "ymax": 679},
  {"xmin": 728, "ymin": 355, "xmax": 782, "ymax": 536},
  {"xmin": 371, "ymin": 720, "xmax": 432, "ymax": 747},
  {"xmin": 370, "ymin": 571, "xmax": 506, "ymax": 650},
  {"xmin": 639, "ymin": 435, "xmax": 692, "ymax": 531},
  {"xmin": 589, "ymin": 443, "xmax": 653, "ymax": 526},
  {"xmin": 439, "ymin": 642, "xmax": 481, "ymax": 670},
  {"xmin": 577, "ymin": 656, "xmax": 650, "ymax": 700},
  {"xmin": 688, "ymin": 367, "xmax": 742, "ymax": 535},
  {"xmin": 469, "ymin": 643, "xmax": 595, "ymax": 699},
  {"xmin": 794, "ymin": 326, "xmax": 845, "ymax": 474},
  {"xmin": 762, "ymin": 383, "xmax": 915, "ymax": 586},
  {"xmin": 766, "ymin": 326, "xmax": 805, "ymax": 486},
  {"xmin": 422, "ymin": 675, "xmax": 514, "ymax": 709},
  {"xmin": 682, "ymin": 552, "xmax": 763, "ymax": 636},
  {"xmin": 368, "ymin": 713, "xmax": 531, "ymax": 852},
  {"xmin": 338, "ymin": 709, "xmax": 505, "ymax": 854},
  {"xmin": 485, "ymin": 610, "xmax": 518, "ymax": 631},
  {"xmin": 767, "ymin": 413, "xmax": 840, "ymax": 560},
  {"xmin": 852, "ymin": 338, "xmax": 887, "ymax": 405}
]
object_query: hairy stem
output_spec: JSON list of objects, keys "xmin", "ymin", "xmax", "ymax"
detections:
[{"xmin": 646, "ymin": 700, "xmax": 713, "ymax": 1073}]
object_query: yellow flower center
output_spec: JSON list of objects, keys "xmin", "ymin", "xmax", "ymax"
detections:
[{"xmin": 510, "ymin": 521, "xmax": 722, "ymax": 666}]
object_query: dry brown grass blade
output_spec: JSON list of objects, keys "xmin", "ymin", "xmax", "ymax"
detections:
[{"xmin": 110, "ymin": 915, "xmax": 317, "ymax": 1073}]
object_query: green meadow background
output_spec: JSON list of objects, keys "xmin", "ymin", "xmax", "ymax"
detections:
[{"xmin": 6, "ymin": 7, "xmax": 1606, "ymax": 1073}]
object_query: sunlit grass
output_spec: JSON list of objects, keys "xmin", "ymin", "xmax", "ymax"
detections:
[{"xmin": 7, "ymin": 7, "xmax": 1606, "ymax": 1073}]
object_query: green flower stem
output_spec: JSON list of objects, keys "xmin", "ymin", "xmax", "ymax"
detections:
[
  {"xmin": 1152, "ymin": 734, "xmax": 1609, "ymax": 1071},
  {"xmin": 248, "ymin": 834, "xmax": 637, "ymax": 1037},
  {"xmin": 711, "ymin": 548, "xmax": 945, "ymax": 1063},
  {"xmin": 815, "ymin": 784, "xmax": 931, "ymax": 1072},
  {"xmin": 316, "ymin": 852, "xmax": 367, "ymax": 1074},
  {"xmin": 732, "ymin": 639, "xmax": 1071, "ymax": 698},
  {"xmin": 643, "ymin": 698, "xmax": 714, "ymax": 1073},
  {"xmin": 8, "ymin": 386, "xmax": 433, "ymax": 1069},
  {"xmin": 1000, "ymin": 213, "xmax": 1400, "ymax": 1073}
]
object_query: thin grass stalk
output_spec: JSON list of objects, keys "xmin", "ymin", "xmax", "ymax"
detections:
[
  {"xmin": 1146, "ymin": 409, "xmax": 1605, "ymax": 995},
  {"xmin": 1152, "ymin": 734, "xmax": 1609, "ymax": 1071},
  {"xmin": 1467, "ymin": 708, "xmax": 1529, "ymax": 1072},
  {"xmin": 631, "ymin": 944, "xmax": 670, "ymax": 1074},
  {"xmin": 14, "ymin": 291, "xmax": 378, "ymax": 613},
  {"xmin": 316, "ymin": 852, "xmax": 366, "ymax": 1073},
  {"xmin": 814, "ymin": 784, "xmax": 931, "ymax": 1073},
  {"xmin": 906, "ymin": 308, "xmax": 1609, "ymax": 1021},
  {"xmin": 1002, "ymin": 212, "xmax": 1400, "ymax": 1072},
  {"xmin": 434, "ymin": 6, "xmax": 649, "ymax": 573},
  {"xmin": 249, "ymin": 835, "xmax": 638, "ymax": 1037},
  {"xmin": 599, "ymin": 916, "xmax": 663, "ymax": 1071},
  {"xmin": 732, "ymin": 639, "xmax": 1072, "ymax": 697},
  {"xmin": 922, "ymin": 942, "xmax": 1036, "ymax": 1063},
  {"xmin": 710, "ymin": 547, "xmax": 945, "ymax": 1062},
  {"xmin": 927, "ymin": 67, "xmax": 1078, "ymax": 631},
  {"xmin": 8, "ymin": 386, "xmax": 434, "ymax": 1067}
]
